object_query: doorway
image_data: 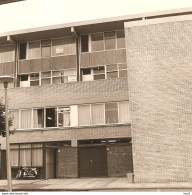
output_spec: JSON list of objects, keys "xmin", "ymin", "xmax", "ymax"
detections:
[{"xmin": 79, "ymin": 147, "xmax": 107, "ymax": 177}]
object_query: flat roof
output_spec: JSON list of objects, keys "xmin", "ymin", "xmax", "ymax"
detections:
[{"xmin": 1, "ymin": 7, "xmax": 192, "ymax": 44}]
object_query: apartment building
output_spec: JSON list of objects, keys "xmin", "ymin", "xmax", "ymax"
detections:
[{"xmin": 0, "ymin": 8, "xmax": 192, "ymax": 183}]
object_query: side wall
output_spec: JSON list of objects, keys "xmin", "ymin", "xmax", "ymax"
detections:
[{"xmin": 125, "ymin": 18, "xmax": 192, "ymax": 182}]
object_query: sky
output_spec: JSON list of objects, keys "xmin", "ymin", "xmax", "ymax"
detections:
[{"xmin": 0, "ymin": 0, "xmax": 192, "ymax": 33}]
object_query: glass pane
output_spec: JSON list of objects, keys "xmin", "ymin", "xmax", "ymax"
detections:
[
  {"xmin": 91, "ymin": 104, "xmax": 105, "ymax": 125},
  {"xmin": 21, "ymin": 110, "xmax": 32, "ymax": 129},
  {"xmin": 10, "ymin": 150, "xmax": 19, "ymax": 166},
  {"xmin": 64, "ymin": 69, "xmax": 76, "ymax": 76},
  {"xmin": 9, "ymin": 110, "xmax": 19, "ymax": 130},
  {"xmin": 30, "ymin": 73, "xmax": 39, "ymax": 80},
  {"xmin": 93, "ymin": 66, "xmax": 105, "ymax": 74},
  {"xmin": 42, "ymin": 71, "xmax": 51, "ymax": 78},
  {"xmin": 52, "ymin": 77, "xmax": 62, "ymax": 84},
  {"xmin": 41, "ymin": 78, "xmax": 51, "ymax": 85},
  {"xmin": 46, "ymin": 108, "xmax": 57, "ymax": 127},
  {"xmin": 33, "ymin": 109, "xmax": 44, "ymax": 128},
  {"xmin": 106, "ymin": 64, "xmax": 117, "ymax": 71},
  {"xmin": 19, "ymin": 43, "xmax": 26, "ymax": 60},
  {"xmin": 116, "ymin": 30, "xmax": 125, "ymax": 48},
  {"xmin": 119, "ymin": 102, "xmax": 130, "ymax": 123},
  {"xmin": 107, "ymin": 71, "xmax": 118, "ymax": 79},
  {"xmin": 32, "ymin": 143, "xmax": 43, "ymax": 148},
  {"xmin": 32, "ymin": 148, "xmax": 43, "ymax": 166},
  {"xmin": 91, "ymin": 33, "xmax": 104, "ymax": 51},
  {"xmin": 105, "ymin": 38, "xmax": 116, "ymax": 50},
  {"xmin": 118, "ymin": 63, "xmax": 127, "ymax": 70},
  {"xmin": 10, "ymin": 144, "xmax": 19, "ymax": 149},
  {"xmin": 104, "ymin": 31, "xmax": 115, "ymax": 38},
  {"xmin": 82, "ymin": 69, "xmax": 91, "ymax": 75},
  {"xmin": 52, "ymin": 71, "xmax": 61, "ymax": 77},
  {"xmin": 94, "ymin": 74, "xmax": 105, "ymax": 80},
  {"xmin": 41, "ymin": 46, "xmax": 51, "ymax": 57},
  {"xmin": 41, "ymin": 39, "xmax": 51, "ymax": 46},
  {"xmin": 20, "ymin": 149, "xmax": 31, "ymax": 166},
  {"xmin": 58, "ymin": 107, "xmax": 70, "ymax": 127},
  {"xmin": 20, "ymin": 75, "xmax": 28, "ymax": 81},
  {"xmin": 28, "ymin": 41, "xmax": 41, "ymax": 59},
  {"xmin": 78, "ymin": 105, "xmax": 90, "ymax": 126},
  {"xmin": 30, "ymin": 80, "xmax": 39, "ymax": 86},
  {"xmin": 20, "ymin": 144, "xmax": 31, "ymax": 148},
  {"xmin": 119, "ymin": 70, "xmax": 128, "ymax": 78},
  {"xmin": 81, "ymin": 35, "xmax": 89, "ymax": 52},
  {"xmin": 105, "ymin": 103, "xmax": 118, "ymax": 124}
]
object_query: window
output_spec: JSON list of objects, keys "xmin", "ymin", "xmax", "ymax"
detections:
[
  {"xmin": 91, "ymin": 104, "xmax": 105, "ymax": 125},
  {"xmin": 41, "ymin": 71, "xmax": 51, "ymax": 85},
  {"xmin": 10, "ymin": 143, "xmax": 43, "ymax": 167},
  {"xmin": 81, "ymin": 63, "xmax": 127, "ymax": 81},
  {"xmin": 116, "ymin": 30, "xmax": 125, "ymax": 49},
  {"xmin": 52, "ymin": 37, "xmax": 76, "ymax": 56},
  {"xmin": 91, "ymin": 33, "xmax": 104, "ymax": 51},
  {"xmin": 30, "ymin": 73, "xmax": 39, "ymax": 86},
  {"xmin": 33, "ymin": 109, "xmax": 44, "ymax": 128},
  {"xmin": 19, "ymin": 43, "xmax": 27, "ymax": 59},
  {"xmin": 81, "ymin": 35, "xmax": 89, "ymax": 52},
  {"xmin": 105, "ymin": 102, "xmax": 118, "ymax": 124},
  {"xmin": 81, "ymin": 66, "xmax": 105, "ymax": 81},
  {"xmin": 104, "ymin": 31, "xmax": 116, "ymax": 50},
  {"xmin": 46, "ymin": 108, "xmax": 57, "ymax": 127},
  {"xmin": 20, "ymin": 75, "xmax": 30, "ymax": 87},
  {"xmin": 28, "ymin": 41, "xmax": 41, "ymax": 59},
  {"xmin": 20, "ymin": 110, "xmax": 32, "ymax": 129},
  {"xmin": 9, "ymin": 110, "xmax": 19, "ymax": 130},
  {"xmin": 0, "ymin": 45, "xmax": 15, "ymax": 63},
  {"xmin": 119, "ymin": 102, "xmax": 130, "ymax": 123},
  {"xmin": 58, "ymin": 107, "xmax": 70, "ymax": 127},
  {"xmin": 41, "ymin": 40, "xmax": 51, "ymax": 58},
  {"xmin": 78, "ymin": 105, "xmax": 90, "ymax": 126}
]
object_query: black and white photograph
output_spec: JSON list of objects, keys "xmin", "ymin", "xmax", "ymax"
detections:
[{"xmin": 0, "ymin": 0, "xmax": 192, "ymax": 193}]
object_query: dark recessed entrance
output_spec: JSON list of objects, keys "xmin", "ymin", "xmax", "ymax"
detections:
[{"xmin": 79, "ymin": 147, "xmax": 107, "ymax": 177}]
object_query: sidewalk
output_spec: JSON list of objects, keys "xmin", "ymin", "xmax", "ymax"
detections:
[{"xmin": 1, "ymin": 178, "xmax": 192, "ymax": 191}]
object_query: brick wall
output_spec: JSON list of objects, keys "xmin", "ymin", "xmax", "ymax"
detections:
[
  {"xmin": 0, "ymin": 125, "xmax": 130, "ymax": 147},
  {"xmin": 107, "ymin": 144, "xmax": 133, "ymax": 177},
  {"xmin": 0, "ymin": 78, "xmax": 128, "ymax": 109},
  {"xmin": 56, "ymin": 147, "xmax": 78, "ymax": 178},
  {"xmin": 125, "ymin": 19, "xmax": 192, "ymax": 182}
]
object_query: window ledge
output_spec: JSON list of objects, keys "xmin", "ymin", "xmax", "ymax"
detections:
[{"xmin": 15, "ymin": 123, "xmax": 131, "ymax": 132}]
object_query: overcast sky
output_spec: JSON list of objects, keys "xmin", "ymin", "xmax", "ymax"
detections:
[{"xmin": 0, "ymin": 0, "xmax": 192, "ymax": 33}]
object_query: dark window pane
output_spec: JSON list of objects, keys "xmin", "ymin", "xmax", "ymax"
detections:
[
  {"xmin": 91, "ymin": 33, "xmax": 104, "ymax": 51},
  {"xmin": 116, "ymin": 30, "xmax": 125, "ymax": 48},
  {"xmin": 30, "ymin": 80, "xmax": 39, "ymax": 86},
  {"xmin": 94, "ymin": 74, "xmax": 105, "ymax": 80},
  {"xmin": 105, "ymin": 38, "xmax": 116, "ymax": 50},
  {"xmin": 19, "ymin": 43, "xmax": 26, "ymax": 59},
  {"xmin": 81, "ymin": 35, "xmax": 89, "ymax": 52},
  {"xmin": 104, "ymin": 31, "xmax": 115, "ymax": 38},
  {"xmin": 21, "ymin": 75, "xmax": 28, "ymax": 81},
  {"xmin": 93, "ymin": 66, "xmax": 105, "ymax": 74},
  {"xmin": 105, "ymin": 103, "xmax": 118, "ymax": 124},
  {"xmin": 46, "ymin": 108, "xmax": 57, "ymax": 127},
  {"xmin": 41, "ymin": 40, "xmax": 51, "ymax": 46},
  {"xmin": 82, "ymin": 69, "xmax": 91, "ymax": 75},
  {"xmin": 106, "ymin": 64, "xmax": 117, "ymax": 71},
  {"xmin": 107, "ymin": 71, "xmax": 118, "ymax": 79},
  {"xmin": 119, "ymin": 70, "xmax": 128, "ymax": 78}
]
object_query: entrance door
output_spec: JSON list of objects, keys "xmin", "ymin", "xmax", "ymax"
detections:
[
  {"xmin": 79, "ymin": 147, "xmax": 107, "ymax": 177},
  {"xmin": 45, "ymin": 149, "xmax": 56, "ymax": 179}
]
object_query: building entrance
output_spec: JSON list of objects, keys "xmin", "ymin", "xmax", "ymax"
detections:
[{"xmin": 79, "ymin": 147, "xmax": 107, "ymax": 177}]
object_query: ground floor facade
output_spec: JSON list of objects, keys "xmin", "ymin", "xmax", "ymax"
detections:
[{"xmin": 0, "ymin": 137, "xmax": 133, "ymax": 180}]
